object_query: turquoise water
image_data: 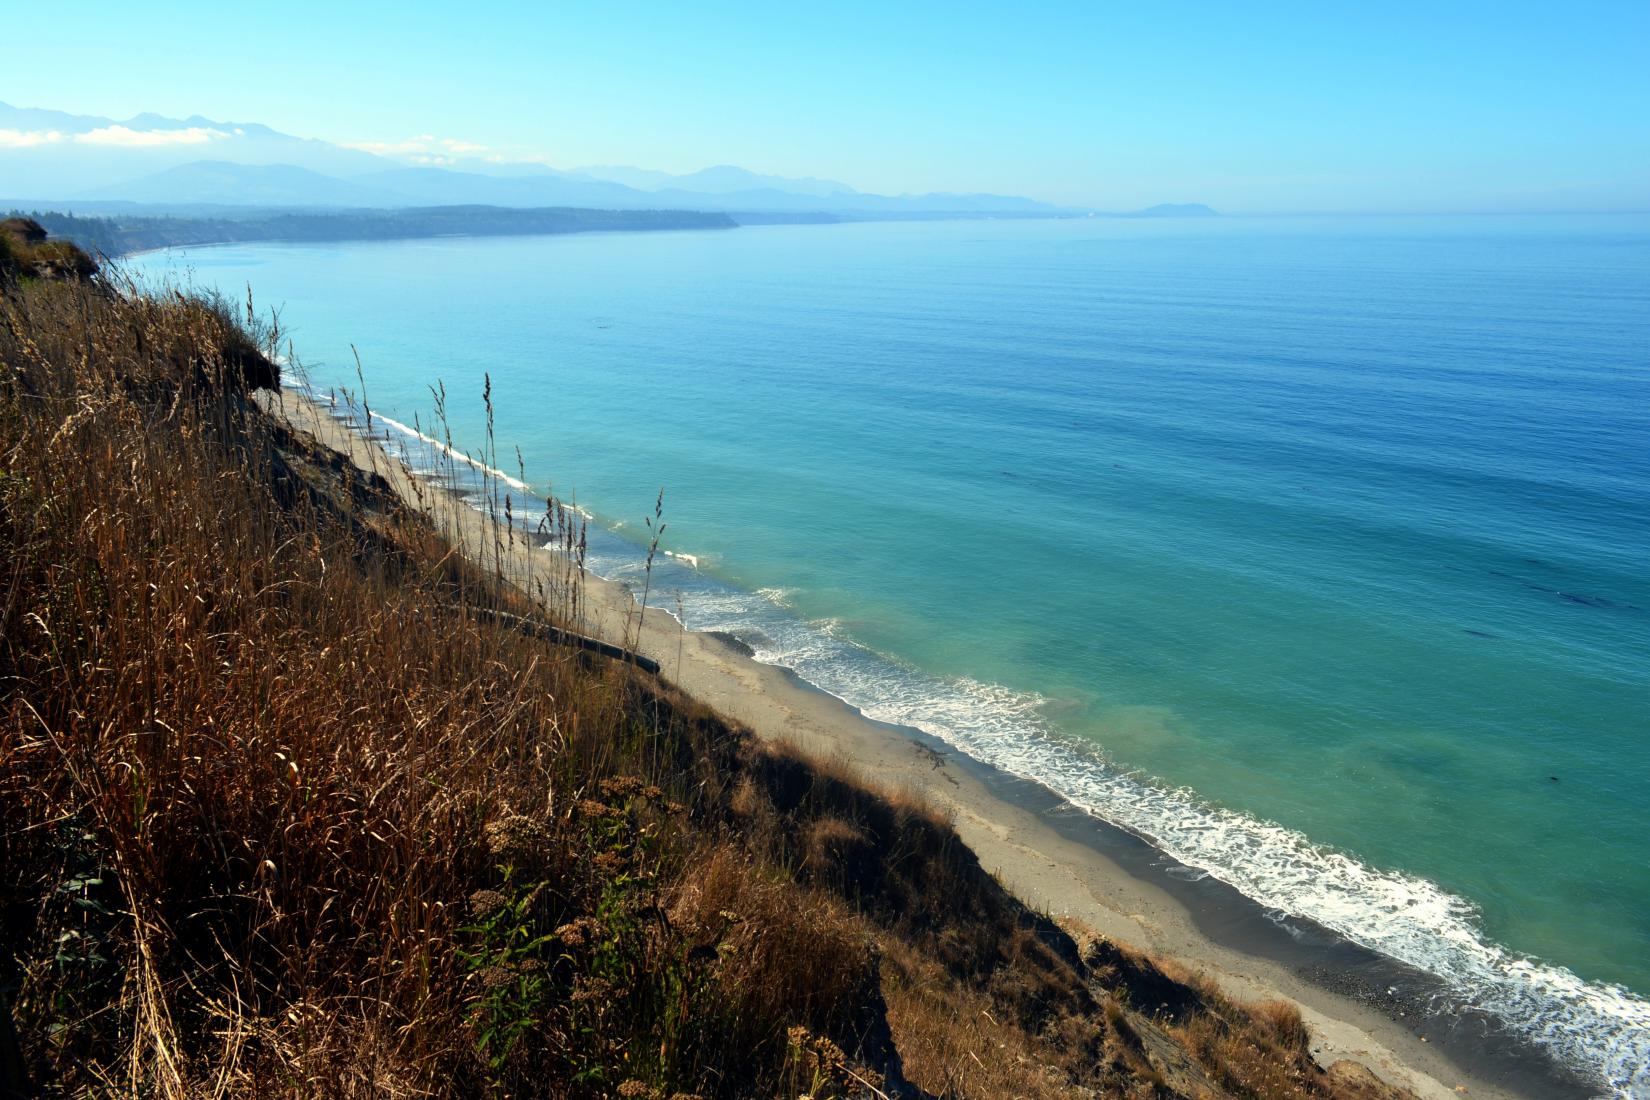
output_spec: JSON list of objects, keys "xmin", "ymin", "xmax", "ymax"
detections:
[{"xmin": 134, "ymin": 215, "xmax": 1650, "ymax": 1092}]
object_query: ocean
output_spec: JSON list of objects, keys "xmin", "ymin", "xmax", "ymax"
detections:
[{"xmin": 132, "ymin": 213, "xmax": 1650, "ymax": 1094}]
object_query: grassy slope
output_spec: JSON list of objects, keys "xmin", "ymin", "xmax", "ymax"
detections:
[{"xmin": 0, "ymin": 224, "xmax": 1414, "ymax": 1099}]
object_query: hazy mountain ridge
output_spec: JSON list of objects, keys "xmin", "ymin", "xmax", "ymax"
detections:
[
  {"xmin": 81, "ymin": 161, "xmax": 408, "ymax": 207},
  {"xmin": 575, "ymin": 164, "xmax": 857, "ymax": 197},
  {"xmin": 2, "ymin": 100, "xmax": 1064, "ymax": 215},
  {"xmin": 4, "ymin": 100, "xmax": 1217, "ymax": 218},
  {"xmin": 1, "ymin": 100, "xmax": 387, "ymax": 197}
]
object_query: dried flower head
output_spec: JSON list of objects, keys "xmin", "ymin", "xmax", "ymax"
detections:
[
  {"xmin": 477, "ymin": 964, "xmax": 514, "ymax": 992},
  {"xmin": 554, "ymin": 918, "xmax": 601, "ymax": 948},
  {"xmin": 569, "ymin": 975, "xmax": 614, "ymax": 1006},
  {"xmin": 484, "ymin": 812, "xmax": 548, "ymax": 860},
  {"xmin": 467, "ymin": 888, "xmax": 507, "ymax": 920},
  {"xmin": 599, "ymin": 775, "xmax": 646, "ymax": 800}
]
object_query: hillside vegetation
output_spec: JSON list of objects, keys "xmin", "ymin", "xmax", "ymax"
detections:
[
  {"xmin": 0, "ymin": 218, "xmax": 98, "ymax": 281},
  {"xmin": 1, "ymin": 221, "xmax": 1413, "ymax": 1099}
]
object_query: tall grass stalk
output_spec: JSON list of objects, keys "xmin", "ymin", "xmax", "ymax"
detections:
[{"xmin": 0, "ymin": 247, "xmax": 1388, "ymax": 1100}]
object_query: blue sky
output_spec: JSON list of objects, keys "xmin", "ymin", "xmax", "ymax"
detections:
[{"xmin": 6, "ymin": 1, "xmax": 1648, "ymax": 212}]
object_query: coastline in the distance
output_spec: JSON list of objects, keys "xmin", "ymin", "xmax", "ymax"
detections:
[{"xmin": 146, "ymin": 210, "xmax": 1648, "ymax": 1098}]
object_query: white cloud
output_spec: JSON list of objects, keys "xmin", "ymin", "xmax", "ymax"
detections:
[
  {"xmin": 2, "ymin": 126, "xmax": 235, "ymax": 149},
  {"xmin": 0, "ymin": 129, "xmax": 65, "ymax": 148},
  {"xmin": 73, "ymin": 125, "xmax": 230, "ymax": 147},
  {"xmin": 344, "ymin": 134, "xmax": 492, "ymax": 159},
  {"xmin": 343, "ymin": 138, "xmax": 432, "ymax": 156}
]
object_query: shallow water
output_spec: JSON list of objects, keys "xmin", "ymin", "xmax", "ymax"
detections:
[{"xmin": 133, "ymin": 214, "xmax": 1650, "ymax": 1093}]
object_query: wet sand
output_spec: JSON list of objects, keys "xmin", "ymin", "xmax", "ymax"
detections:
[{"xmin": 267, "ymin": 387, "xmax": 1589, "ymax": 1100}]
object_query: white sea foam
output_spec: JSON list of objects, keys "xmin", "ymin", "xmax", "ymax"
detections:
[
  {"xmin": 664, "ymin": 550, "xmax": 701, "ymax": 568},
  {"xmin": 371, "ymin": 412, "xmax": 535, "ymax": 495},
  {"xmin": 314, "ymin": 398, "xmax": 1648, "ymax": 1097},
  {"xmin": 678, "ymin": 584, "xmax": 1649, "ymax": 1098},
  {"xmin": 306, "ymin": 390, "xmax": 574, "ymax": 520}
]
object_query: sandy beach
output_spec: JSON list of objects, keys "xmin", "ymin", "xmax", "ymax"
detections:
[{"xmin": 267, "ymin": 386, "xmax": 1574, "ymax": 1100}]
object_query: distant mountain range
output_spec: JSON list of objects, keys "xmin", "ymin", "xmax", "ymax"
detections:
[
  {"xmin": 2, "ymin": 101, "xmax": 1219, "ymax": 220},
  {"xmin": 2, "ymin": 101, "xmax": 1113, "ymax": 216}
]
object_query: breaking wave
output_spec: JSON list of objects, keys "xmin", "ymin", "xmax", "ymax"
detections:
[{"xmin": 332, "ymin": 397, "xmax": 1647, "ymax": 1098}]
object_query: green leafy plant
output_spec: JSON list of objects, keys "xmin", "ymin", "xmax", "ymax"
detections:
[{"xmin": 458, "ymin": 869, "xmax": 556, "ymax": 1075}]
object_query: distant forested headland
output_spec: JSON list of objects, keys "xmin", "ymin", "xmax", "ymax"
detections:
[
  {"xmin": 6, "ymin": 205, "xmax": 739, "ymax": 258},
  {"xmin": 8, "ymin": 200, "xmax": 1202, "ymax": 260}
]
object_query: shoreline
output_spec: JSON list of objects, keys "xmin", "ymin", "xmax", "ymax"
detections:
[
  {"xmin": 107, "ymin": 220, "xmax": 741, "ymax": 262},
  {"xmin": 266, "ymin": 386, "xmax": 1592, "ymax": 1100}
]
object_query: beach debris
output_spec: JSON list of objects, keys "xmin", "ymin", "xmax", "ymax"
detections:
[
  {"xmin": 472, "ymin": 606, "xmax": 660, "ymax": 674},
  {"xmin": 912, "ymin": 741, "xmax": 960, "ymax": 786}
]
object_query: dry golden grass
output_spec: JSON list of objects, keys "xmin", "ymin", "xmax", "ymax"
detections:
[
  {"xmin": 2, "ymin": 218, "xmax": 99, "ymax": 281},
  {"xmin": 881, "ymin": 938, "xmax": 1093, "ymax": 1100},
  {"xmin": 1, "ymin": 245, "xmax": 1418, "ymax": 1100},
  {"xmin": 0, "ymin": 268, "xmax": 890, "ymax": 1097}
]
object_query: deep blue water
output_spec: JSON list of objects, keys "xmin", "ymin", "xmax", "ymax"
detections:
[{"xmin": 134, "ymin": 215, "xmax": 1650, "ymax": 1093}]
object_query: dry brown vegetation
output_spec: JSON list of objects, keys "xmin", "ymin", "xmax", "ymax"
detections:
[
  {"xmin": 0, "ymin": 219, "xmax": 98, "ymax": 283},
  {"xmin": 1, "ymin": 235, "xmax": 1418, "ymax": 1098}
]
